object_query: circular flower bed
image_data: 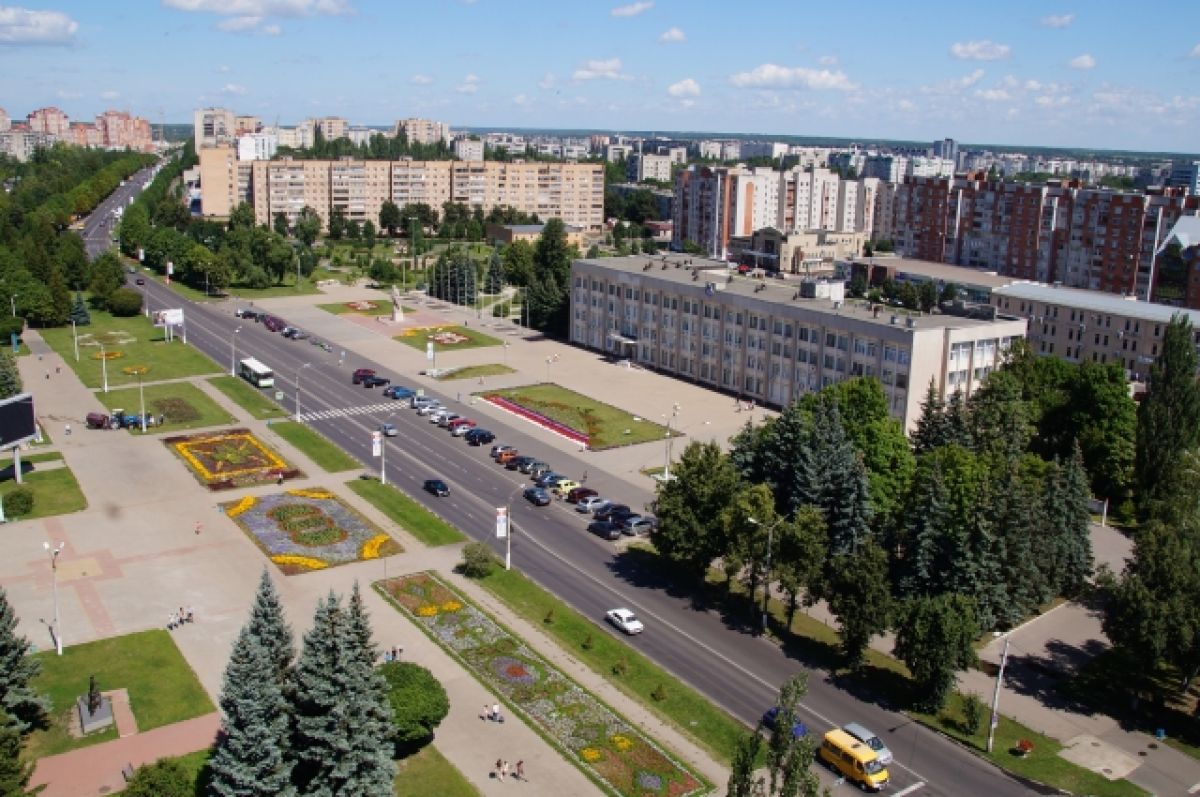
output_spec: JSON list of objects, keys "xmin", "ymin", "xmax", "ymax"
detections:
[
  {"xmin": 92, "ymin": 350, "xmax": 123, "ymax": 360},
  {"xmin": 491, "ymin": 656, "xmax": 538, "ymax": 686}
]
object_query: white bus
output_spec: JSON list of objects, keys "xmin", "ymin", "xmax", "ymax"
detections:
[{"xmin": 239, "ymin": 357, "xmax": 275, "ymax": 388}]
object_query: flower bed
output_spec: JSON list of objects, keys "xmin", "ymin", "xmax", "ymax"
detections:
[
  {"xmin": 224, "ymin": 489, "xmax": 401, "ymax": 574},
  {"xmin": 379, "ymin": 573, "xmax": 707, "ymax": 797},
  {"xmin": 167, "ymin": 428, "xmax": 303, "ymax": 490},
  {"xmin": 482, "ymin": 394, "xmax": 590, "ymax": 447}
]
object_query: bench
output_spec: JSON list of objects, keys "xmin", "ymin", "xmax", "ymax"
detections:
[{"xmin": 122, "ymin": 763, "xmax": 135, "ymax": 782}]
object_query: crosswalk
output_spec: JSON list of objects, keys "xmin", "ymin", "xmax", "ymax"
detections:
[{"xmin": 296, "ymin": 402, "xmax": 400, "ymax": 422}]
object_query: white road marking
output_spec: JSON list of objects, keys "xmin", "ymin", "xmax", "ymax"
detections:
[
  {"xmin": 893, "ymin": 782, "xmax": 926, "ymax": 796},
  {"xmin": 1187, "ymin": 781, "xmax": 1200, "ymax": 794}
]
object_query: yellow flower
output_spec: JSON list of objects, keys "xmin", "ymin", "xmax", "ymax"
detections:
[
  {"xmin": 226, "ymin": 496, "xmax": 257, "ymax": 517},
  {"xmin": 287, "ymin": 488, "xmax": 335, "ymax": 500},
  {"xmin": 360, "ymin": 534, "xmax": 391, "ymax": 560},
  {"xmin": 270, "ymin": 554, "xmax": 329, "ymax": 571},
  {"xmin": 440, "ymin": 600, "xmax": 462, "ymax": 613},
  {"xmin": 610, "ymin": 734, "xmax": 633, "ymax": 752},
  {"xmin": 580, "ymin": 748, "xmax": 603, "ymax": 763},
  {"xmin": 175, "ymin": 432, "xmax": 287, "ymax": 480},
  {"xmin": 415, "ymin": 605, "xmax": 438, "ymax": 617}
]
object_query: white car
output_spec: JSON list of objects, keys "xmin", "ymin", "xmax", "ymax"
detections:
[
  {"xmin": 576, "ymin": 495, "xmax": 607, "ymax": 513},
  {"xmin": 416, "ymin": 401, "xmax": 443, "ymax": 416},
  {"xmin": 380, "ymin": 423, "xmax": 398, "ymax": 437},
  {"xmin": 605, "ymin": 608, "xmax": 644, "ymax": 635}
]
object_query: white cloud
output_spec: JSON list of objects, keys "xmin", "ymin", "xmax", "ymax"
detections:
[
  {"xmin": 1036, "ymin": 94, "xmax": 1071, "ymax": 108},
  {"xmin": 610, "ymin": 1, "xmax": 652, "ymax": 17},
  {"xmin": 667, "ymin": 78, "xmax": 700, "ymax": 97},
  {"xmin": 921, "ymin": 68, "xmax": 985, "ymax": 94},
  {"xmin": 411, "ymin": 73, "xmax": 433, "ymax": 85},
  {"xmin": 217, "ymin": 14, "xmax": 261, "ymax": 31},
  {"xmin": 975, "ymin": 88, "xmax": 1011, "ymax": 101},
  {"xmin": 1190, "ymin": 43, "xmax": 1200, "ymax": 58},
  {"xmin": 538, "ymin": 72, "xmax": 556, "ymax": 89},
  {"xmin": 456, "ymin": 74, "xmax": 479, "ymax": 94},
  {"xmin": 0, "ymin": 6, "xmax": 78, "ymax": 45},
  {"xmin": 897, "ymin": 99, "xmax": 917, "ymax": 112},
  {"xmin": 728, "ymin": 63, "xmax": 858, "ymax": 91},
  {"xmin": 572, "ymin": 58, "xmax": 629, "ymax": 81},
  {"xmin": 216, "ymin": 63, "xmax": 231, "ymax": 73},
  {"xmin": 222, "ymin": 82, "xmax": 248, "ymax": 95},
  {"xmin": 55, "ymin": 89, "xmax": 82, "ymax": 100},
  {"xmin": 1041, "ymin": 14, "xmax": 1074, "ymax": 28},
  {"xmin": 950, "ymin": 40, "xmax": 1011, "ymax": 61},
  {"xmin": 162, "ymin": 0, "xmax": 351, "ymax": 16},
  {"xmin": 261, "ymin": 23, "xmax": 280, "ymax": 34},
  {"xmin": 659, "ymin": 26, "xmax": 684, "ymax": 43},
  {"xmin": 817, "ymin": 55, "xmax": 837, "ymax": 65},
  {"xmin": 513, "ymin": 93, "xmax": 528, "ymax": 106},
  {"xmin": 100, "ymin": 90, "xmax": 120, "ymax": 99},
  {"xmin": 1069, "ymin": 53, "xmax": 1095, "ymax": 69}
]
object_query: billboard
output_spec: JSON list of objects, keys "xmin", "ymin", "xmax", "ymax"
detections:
[
  {"xmin": 0, "ymin": 393, "xmax": 37, "ymax": 449},
  {"xmin": 152, "ymin": 309, "xmax": 185, "ymax": 328}
]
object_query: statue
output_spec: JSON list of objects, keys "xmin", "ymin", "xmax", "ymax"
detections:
[
  {"xmin": 390, "ymin": 283, "xmax": 404, "ymax": 323},
  {"xmin": 87, "ymin": 675, "xmax": 101, "ymax": 716}
]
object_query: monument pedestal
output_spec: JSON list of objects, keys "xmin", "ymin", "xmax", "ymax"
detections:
[{"xmin": 76, "ymin": 695, "xmax": 114, "ymax": 734}]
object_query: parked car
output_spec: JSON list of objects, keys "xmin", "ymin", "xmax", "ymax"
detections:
[
  {"xmin": 566, "ymin": 486, "xmax": 598, "ymax": 504},
  {"xmin": 464, "ymin": 429, "xmax": 495, "ymax": 446},
  {"xmin": 85, "ymin": 411, "xmax": 112, "ymax": 429},
  {"xmin": 527, "ymin": 462, "xmax": 553, "ymax": 478},
  {"xmin": 606, "ymin": 608, "xmax": 644, "ymax": 634},
  {"xmin": 490, "ymin": 444, "xmax": 516, "ymax": 459},
  {"xmin": 497, "ymin": 449, "xmax": 521, "ymax": 466},
  {"xmin": 594, "ymin": 503, "xmax": 630, "ymax": 522},
  {"xmin": 234, "ymin": 308, "xmax": 260, "ymax": 320},
  {"xmin": 411, "ymin": 395, "xmax": 438, "ymax": 410},
  {"xmin": 762, "ymin": 707, "xmax": 807, "ymax": 740},
  {"xmin": 609, "ymin": 508, "xmax": 638, "ymax": 526},
  {"xmin": 423, "ymin": 479, "xmax": 450, "ymax": 497},
  {"xmin": 506, "ymin": 455, "xmax": 536, "ymax": 472},
  {"xmin": 380, "ymin": 423, "xmax": 398, "ymax": 437},
  {"xmin": 352, "ymin": 368, "xmax": 376, "ymax": 385},
  {"xmin": 383, "ymin": 385, "xmax": 415, "ymax": 400},
  {"xmin": 623, "ymin": 517, "xmax": 657, "ymax": 536},
  {"xmin": 450, "ymin": 422, "xmax": 476, "ymax": 437},
  {"xmin": 550, "ymin": 479, "xmax": 580, "ymax": 497},
  {"xmin": 576, "ymin": 495, "xmax": 607, "ymax": 514},
  {"xmin": 361, "ymin": 375, "xmax": 391, "ymax": 388},
  {"xmin": 588, "ymin": 520, "xmax": 623, "ymax": 540},
  {"xmin": 281, "ymin": 327, "xmax": 307, "ymax": 340},
  {"xmin": 416, "ymin": 401, "xmax": 443, "ymax": 416},
  {"xmin": 523, "ymin": 487, "xmax": 552, "ymax": 506},
  {"xmin": 518, "ymin": 459, "xmax": 548, "ymax": 475},
  {"xmin": 533, "ymin": 471, "xmax": 564, "ymax": 488},
  {"xmin": 435, "ymin": 413, "xmax": 462, "ymax": 428}
]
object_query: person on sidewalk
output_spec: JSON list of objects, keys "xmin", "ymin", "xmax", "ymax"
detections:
[
  {"xmin": 495, "ymin": 759, "xmax": 502, "ymax": 780},
  {"xmin": 501, "ymin": 761, "xmax": 509, "ymax": 781},
  {"xmin": 515, "ymin": 760, "xmax": 524, "ymax": 781}
]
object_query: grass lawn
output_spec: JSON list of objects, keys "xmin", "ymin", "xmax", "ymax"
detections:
[
  {"xmin": 0, "ymin": 452, "xmax": 87, "ymax": 520},
  {"xmin": 435, "ymin": 364, "xmax": 515, "ymax": 381},
  {"xmin": 477, "ymin": 383, "xmax": 670, "ymax": 450},
  {"xmin": 268, "ymin": 421, "xmax": 361, "ymax": 472},
  {"xmin": 394, "ymin": 325, "xmax": 502, "ymax": 351},
  {"xmin": 318, "ymin": 300, "xmax": 416, "ymax": 316},
  {"xmin": 40, "ymin": 311, "xmax": 220, "ymax": 391},
  {"xmin": 472, "ymin": 565, "xmax": 745, "ymax": 765},
  {"xmin": 95, "ymin": 382, "xmax": 235, "ymax": 433},
  {"xmin": 208, "ymin": 375, "xmax": 287, "ymax": 420},
  {"xmin": 395, "ymin": 744, "xmax": 481, "ymax": 797},
  {"xmin": 347, "ymin": 478, "xmax": 466, "ymax": 547},
  {"xmin": 27, "ymin": 630, "xmax": 214, "ymax": 759}
]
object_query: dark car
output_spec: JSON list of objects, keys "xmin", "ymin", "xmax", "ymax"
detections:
[
  {"xmin": 523, "ymin": 487, "xmax": 552, "ymax": 506},
  {"xmin": 594, "ymin": 503, "xmax": 630, "ymax": 522},
  {"xmin": 361, "ymin": 374, "xmax": 391, "ymax": 388},
  {"xmin": 135, "ymin": 277, "xmax": 145, "ymax": 285},
  {"xmin": 352, "ymin": 368, "xmax": 376, "ymax": 385},
  {"xmin": 507, "ymin": 455, "xmax": 536, "ymax": 472},
  {"xmin": 588, "ymin": 520, "xmax": 623, "ymax": 540},
  {"xmin": 262, "ymin": 315, "xmax": 285, "ymax": 332},
  {"xmin": 465, "ymin": 429, "xmax": 495, "ymax": 445},
  {"xmin": 282, "ymin": 327, "xmax": 308, "ymax": 340},
  {"xmin": 566, "ymin": 486, "xmax": 598, "ymax": 504},
  {"xmin": 234, "ymin": 308, "xmax": 260, "ymax": 320},
  {"xmin": 383, "ymin": 385, "xmax": 415, "ymax": 400},
  {"xmin": 609, "ymin": 508, "xmax": 638, "ymax": 526},
  {"xmin": 423, "ymin": 479, "xmax": 450, "ymax": 497},
  {"xmin": 533, "ymin": 471, "xmax": 563, "ymax": 488},
  {"xmin": 762, "ymin": 707, "xmax": 807, "ymax": 739}
]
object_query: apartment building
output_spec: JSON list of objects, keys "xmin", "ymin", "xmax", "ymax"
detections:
[
  {"xmin": 391, "ymin": 159, "xmax": 453, "ymax": 211},
  {"xmin": 198, "ymin": 145, "xmax": 243, "ymax": 218},
  {"xmin": 306, "ymin": 116, "xmax": 348, "ymax": 142},
  {"xmin": 27, "ymin": 106, "xmax": 70, "ymax": 138},
  {"xmin": 453, "ymin": 138, "xmax": 484, "ymax": 161},
  {"xmin": 194, "ymin": 107, "xmax": 236, "ymax": 150},
  {"xmin": 570, "ymin": 254, "xmax": 1026, "ymax": 430},
  {"xmin": 1170, "ymin": 161, "xmax": 1200, "ymax": 194},
  {"xmin": 237, "ymin": 132, "xmax": 279, "ymax": 162},
  {"xmin": 0, "ymin": 130, "xmax": 53, "ymax": 161},
  {"xmin": 393, "ymin": 118, "xmax": 450, "ymax": 145},
  {"xmin": 627, "ymin": 153, "xmax": 673, "ymax": 183},
  {"xmin": 893, "ymin": 173, "xmax": 1200, "ymax": 306}
]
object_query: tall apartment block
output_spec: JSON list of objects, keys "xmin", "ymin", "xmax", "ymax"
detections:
[
  {"xmin": 393, "ymin": 118, "xmax": 451, "ymax": 145},
  {"xmin": 194, "ymin": 107, "xmax": 236, "ymax": 151},
  {"xmin": 893, "ymin": 173, "xmax": 1200, "ymax": 306},
  {"xmin": 569, "ymin": 254, "xmax": 1026, "ymax": 431}
]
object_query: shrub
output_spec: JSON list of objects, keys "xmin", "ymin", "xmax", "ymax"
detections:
[
  {"xmin": 543, "ymin": 609, "xmax": 555, "ymax": 625},
  {"xmin": 0, "ymin": 316, "xmax": 24, "ymax": 343},
  {"xmin": 123, "ymin": 759, "xmax": 192, "ymax": 797},
  {"xmin": 651, "ymin": 684, "xmax": 667, "ymax": 702},
  {"xmin": 106, "ymin": 287, "xmax": 143, "ymax": 317},
  {"xmin": 379, "ymin": 661, "xmax": 449, "ymax": 748},
  {"xmin": 491, "ymin": 302, "xmax": 511, "ymax": 318},
  {"xmin": 961, "ymin": 692, "xmax": 985, "ymax": 736},
  {"xmin": 612, "ymin": 658, "xmax": 627, "ymax": 677},
  {"xmin": 582, "ymin": 633, "xmax": 594, "ymax": 651},
  {"xmin": 459, "ymin": 541, "xmax": 496, "ymax": 579},
  {"xmin": 3, "ymin": 488, "xmax": 34, "ymax": 518}
]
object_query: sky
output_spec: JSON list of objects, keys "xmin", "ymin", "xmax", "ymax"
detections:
[{"xmin": 1, "ymin": 0, "xmax": 1199, "ymax": 154}]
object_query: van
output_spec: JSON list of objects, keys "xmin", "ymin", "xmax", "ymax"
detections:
[
  {"xmin": 817, "ymin": 729, "xmax": 888, "ymax": 792},
  {"xmin": 842, "ymin": 722, "xmax": 892, "ymax": 765}
]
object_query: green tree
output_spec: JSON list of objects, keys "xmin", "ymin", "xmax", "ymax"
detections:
[
  {"xmin": 967, "ymin": 369, "xmax": 1033, "ymax": 463},
  {"xmin": 0, "ymin": 711, "xmax": 35, "ymax": 796},
  {"xmin": 1042, "ymin": 444, "xmax": 1094, "ymax": 597},
  {"xmin": 525, "ymin": 271, "xmax": 566, "ymax": 335},
  {"xmin": 990, "ymin": 456, "xmax": 1051, "ymax": 627},
  {"xmin": 1135, "ymin": 315, "xmax": 1200, "ymax": 519},
  {"xmin": 118, "ymin": 203, "xmax": 152, "ymax": 258},
  {"xmin": 273, "ymin": 212, "xmax": 289, "ymax": 238},
  {"xmin": 826, "ymin": 540, "xmax": 892, "ymax": 669},
  {"xmin": 68, "ymin": 292, "xmax": 90, "ymax": 326},
  {"xmin": 716, "ymin": 483, "xmax": 776, "ymax": 603},
  {"xmin": 362, "ymin": 220, "xmax": 377, "ymax": 250},
  {"xmin": 378, "ymin": 200, "xmax": 401, "ymax": 236},
  {"xmin": 483, "ymin": 252, "xmax": 504, "ymax": 294},
  {"xmin": 379, "ymin": 662, "xmax": 449, "ymax": 748},
  {"xmin": 0, "ymin": 588, "xmax": 46, "ymax": 733},
  {"xmin": 106, "ymin": 287, "xmax": 143, "ymax": 316},
  {"xmin": 88, "ymin": 250, "xmax": 125, "ymax": 302},
  {"xmin": 229, "ymin": 202, "xmax": 256, "ymax": 231},
  {"xmin": 894, "ymin": 593, "xmax": 979, "ymax": 711},
  {"xmin": 246, "ymin": 569, "xmax": 293, "ymax": 685},
  {"xmin": 459, "ymin": 542, "xmax": 497, "ymax": 578},
  {"xmin": 774, "ymin": 506, "xmax": 828, "ymax": 630},
  {"xmin": 294, "ymin": 207, "xmax": 321, "ymax": 249},
  {"xmin": 911, "ymin": 381, "xmax": 948, "ymax": 455},
  {"xmin": 0, "ymin": 351, "xmax": 22, "ymax": 401},
  {"xmin": 123, "ymin": 758, "xmax": 193, "ymax": 797},
  {"xmin": 652, "ymin": 441, "xmax": 741, "ymax": 582},
  {"xmin": 802, "ymin": 398, "xmax": 873, "ymax": 558},
  {"xmin": 502, "ymin": 239, "xmax": 535, "ymax": 286},
  {"xmin": 725, "ymin": 725, "xmax": 763, "ymax": 797},
  {"xmin": 42, "ymin": 266, "xmax": 71, "ymax": 326},
  {"xmin": 827, "ymin": 379, "xmax": 913, "ymax": 525},
  {"xmin": 326, "ymin": 208, "xmax": 346, "ymax": 241},
  {"xmin": 764, "ymin": 671, "xmax": 821, "ymax": 797},
  {"xmin": 54, "ymin": 233, "xmax": 90, "ymax": 291},
  {"xmin": 532, "ymin": 218, "xmax": 573, "ymax": 285}
]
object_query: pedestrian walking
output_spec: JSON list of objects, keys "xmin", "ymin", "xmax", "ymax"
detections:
[
  {"xmin": 492, "ymin": 703, "xmax": 501, "ymax": 723},
  {"xmin": 482, "ymin": 704, "xmax": 492, "ymax": 721},
  {"xmin": 495, "ymin": 759, "xmax": 503, "ymax": 780},
  {"xmin": 64, "ymin": 424, "xmax": 71, "ymax": 436},
  {"xmin": 158, "ymin": 413, "xmax": 165, "ymax": 426},
  {"xmin": 501, "ymin": 761, "xmax": 509, "ymax": 781},
  {"xmin": 55, "ymin": 365, "xmax": 60, "ymax": 374},
  {"xmin": 194, "ymin": 521, "xmax": 203, "ymax": 535},
  {"xmin": 516, "ymin": 760, "xmax": 524, "ymax": 781}
]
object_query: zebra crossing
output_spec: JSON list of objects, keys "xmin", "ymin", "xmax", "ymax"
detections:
[{"xmin": 297, "ymin": 402, "xmax": 400, "ymax": 422}]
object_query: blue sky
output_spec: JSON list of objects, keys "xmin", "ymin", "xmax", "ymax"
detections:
[{"xmin": 1, "ymin": 0, "xmax": 1198, "ymax": 153}]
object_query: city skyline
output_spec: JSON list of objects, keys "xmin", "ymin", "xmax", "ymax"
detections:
[{"xmin": 1, "ymin": 0, "xmax": 1198, "ymax": 153}]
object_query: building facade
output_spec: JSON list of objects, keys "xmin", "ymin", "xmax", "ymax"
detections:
[
  {"xmin": 393, "ymin": 118, "xmax": 450, "ymax": 145},
  {"xmin": 194, "ymin": 107, "xmax": 236, "ymax": 151},
  {"xmin": 569, "ymin": 255, "xmax": 1026, "ymax": 430},
  {"xmin": 627, "ymin": 153, "xmax": 673, "ymax": 183},
  {"xmin": 453, "ymin": 138, "xmax": 484, "ymax": 161}
]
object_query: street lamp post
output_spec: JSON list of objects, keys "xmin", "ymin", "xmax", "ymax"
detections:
[
  {"xmin": 503, "ymin": 483, "xmax": 524, "ymax": 571},
  {"xmin": 377, "ymin": 413, "xmax": 394, "ymax": 486},
  {"xmin": 662, "ymin": 402, "xmax": 681, "ymax": 481},
  {"xmin": 748, "ymin": 516, "xmax": 784, "ymax": 635},
  {"xmin": 137, "ymin": 369, "xmax": 147, "ymax": 433},
  {"xmin": 294, "ymin": 362, "xmax": 311, "ymax": 422},
  {"xmin": 9, "ymin": 294, "xmax": 17, "ymax": 318},
  {"xmin": 99, "ymin": 342, "xmax": 109, "ymax": 393},
  {"xmin": 43, "ymin": 541, "xmax": 64, "ymax": 655},
  {"xmin": 229, "ymin": 326, "xmax": 242, "ymax": 376}
]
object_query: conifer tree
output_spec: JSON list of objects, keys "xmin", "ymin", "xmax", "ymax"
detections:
[
  {"xmin": 990, "ymin": 460, "xmax": 1047, "ymax": 627},
  {"xmin": 911, "ymin": 380, "xmax": 947, "ymax": 455},
  {"xmin": 246, "ymin": 569, "xmax": 293, "ymax": 685},
  {"xmin": 1043, "ymin": 444, "xmax": 1095, "ymax": 596},
  {"xmin": 483, "ymin": 251, "xmax": 504, "ymax": 295},
  {"xmin": 345, "ymin": 582, "xmax": 377, "ymax": 669},
  {"xmin": 0, "ymin": 710, "xmax": 35, "ymax": 796},
  {"xmin": 68, "ymin": 292, "xmax": 90, "ymax": 326},
  {"xmin": 0, "ymin": 351, "xmax": 22, "ymax": 402},
  {"xmin": 799, "ymin": 398, "xmax": 873, "ymax": 557},
  {"xmin": 0, "ymin": 588, "xmax": 47, "ymax": 734}
]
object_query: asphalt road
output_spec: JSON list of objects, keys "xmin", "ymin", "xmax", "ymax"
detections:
[
  {"xmin": 119, "ymin": 277, "xmax": 1042, "ymax": 797},
  {"xmin": 80, "ymin": 165, "xmax": 158, "ymax": 259}
]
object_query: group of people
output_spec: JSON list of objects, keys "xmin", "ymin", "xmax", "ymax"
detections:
[
  {"xmin": 166, "ymin": 606, "xmax": 194, "ymax": 630},
  {"xmin": 494, "ymin": 759, "xmax": 524, "ymax": 782},
  {"xmin": 482, "ymin": 703, "xmax": 504, "ymax": 723},
  {"xmin": 382, "ymin": 646, "xmax": 404, "ymax": 663}
]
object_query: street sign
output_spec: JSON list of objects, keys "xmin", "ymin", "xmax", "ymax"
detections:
[
  {"xmin": 371, "ymin": 431, "xmax": 382, "ymax": 458},
  {"xmin": 495, "ymin": 507, "xmax": 508, "ymax": 539},
  {"xmin": 426, "ymin": 341, "xmax": 434, "ymax": 361}
]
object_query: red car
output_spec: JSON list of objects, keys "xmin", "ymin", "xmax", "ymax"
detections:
[
  {"xmin": 566, "ymin": 486, "xmax": 597, "ymax": 504},
  {"xmin": 352, "ymin": 368, "xmax": 376, "ymax": 385}
]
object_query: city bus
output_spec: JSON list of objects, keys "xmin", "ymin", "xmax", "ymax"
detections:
[{"xmin": 238, "ymin": 357, "xmax": 275, "ymax": 388}]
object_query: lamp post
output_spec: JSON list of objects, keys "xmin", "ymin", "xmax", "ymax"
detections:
[
  {"xmin": 9, "ymin": 293, "xmax": 17, "ymax": 318},
  {"xmin": 662, "ymin": 402, "xmax": 681, "ymax": 481},
  {"xmin": 427, "ymin": 337, "xmax": 437, "ymax": 370},
  {"xmin": 229, "ymin": 326, "xmax": 242, "ymax": 376},
  {"xmin": 294, "ymin": 362, "xmax": 311, "ymax": 422},
  {"xmin": 502, "ymin": 483, "xmax": 524, "ymax": 571},
  {"xmin": 748, "ymin": 516, "xmax": 784, "ymax": 635},
  {"xmin": 376, "ymin": 413, "xmax": 394, "ymax": 486},
  {"xmin": 99, "ymin": 342, "xmax": 109, "ymax": 394},
  {"xmin": 43, "ymin": 541, "xmax": 64, "ymax": 655},
  {"xmin": 71, "ymin": 320, "xmax": 79, "ymax": 361}
]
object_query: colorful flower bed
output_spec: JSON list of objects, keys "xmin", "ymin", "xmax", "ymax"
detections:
[
  {"xmin": 167, "ymin": 428, "xmax": 302, "ymax": 490},
  {"xmin": 224, "ymin": 489, "xmax": 401, "ymax": 574},
  {"xmin": 379, "ymin": 573, "xmax": 707, "ymax": 797},
  {"xmin": 482, "ymin": 394, "xmax": 590, "ymax": 446}
]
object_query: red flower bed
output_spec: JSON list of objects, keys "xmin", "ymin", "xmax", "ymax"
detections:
[{"xmin": 483, "ymin": 394, "xmax": 590, "ymax": 446}]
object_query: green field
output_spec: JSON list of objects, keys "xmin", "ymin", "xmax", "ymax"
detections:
[
  {"xmin": 95, "ymin": 381, "xmax": 236, "ymax": 432},
  {"xmin": 477, "ymin": 383, "xmax": 669, "ymax": 449},
  {"xmin": 347, "ymin": 478, "xmax": 466, "ymax": 547},
  {"xmin": 40, "ymin": 311, "xmax": 220, "ymax": 390},
  {"xmin": 394, "ymin": 325, "xmax": 502, "ymax": 352},
  {"xmin": 0, "ymin": 452, "xmax": 86, "ymax": 520},
  {"xmin": 208, "ymin": 375, "xmax": 288, "ymax": 420},
  {"xmin": 435, "ymin": 364, "xmax": 515, "ymax": 381},
  {"xmin": 318, "ymin": 300, "xmax": 416, "ymax": 317},
  {"xmin": 27, "ymin": 630, "xmax": 214, "ymax": 758},
  {"xmin": 395, "ymin": 744, "xmax": 481, "ymax": 797},
  {"xmin": 269, "ymin": 421, "xmax": 361, "ymax": 472}
]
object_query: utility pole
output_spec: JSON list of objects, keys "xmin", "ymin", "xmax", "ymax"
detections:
[{"xmin": 986, "ymin": 636, "xmax": 1011, "ymax": 753}]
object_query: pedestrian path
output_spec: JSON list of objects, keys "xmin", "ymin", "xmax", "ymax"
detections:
[{"xmin": 296, "ymin": 401, "xmax": 401, "ymax": 422}]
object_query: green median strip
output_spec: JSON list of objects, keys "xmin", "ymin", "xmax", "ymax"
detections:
[
  {"xmin": 347, "ymin": 478, "xmax": 466, "ymax": 547},
  {"xmin": 208, "ymin": 375, "xmax": 287, "ymax": 420},
  {"xmin": 269, "ymin": 421, "xmax": 360, "ymax": 472}
]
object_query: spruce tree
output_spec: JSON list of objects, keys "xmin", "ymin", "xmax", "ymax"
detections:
[
  {"xmin": 246, "ymin": 569, "xmax": 293, "ymax": 685},
  {"xmin": 0, "ymin": 352, "xmax": 22, "ymax": 402},
  {"xmin": 911, "ymin": 380, "xmax": 946, "ymax": 455},
  {"xmin": 1135, "ymin": 315, "xmax": 1200, "ymax": 519},
  {"xmin": 208, "ymin": 626, "xmax": 293, "ymax": 797},
  {"xmin": 990, "ymin": 460, "xmax": 1046, "ymax": 627},
  {"xmin": 68, "ymin": 292, "xmax": 91, "ymax": 326},
  {"xmin": 0, "ymin": 710, "xmax": 34, "ymax": 796},
  {"xmin": 1044, "ymin": 444, "xmax": 1095, "ymax": 597},
  {"xmin": 483, "ymin": 251, "xmax": 504, "ymax": 295},
  {"xmin": 0, "ymin": 588, "xmax": 47, "ymax": 734},
  {"xmin": 806, "ymin": 400, "xmax": 873, "ymax": 557},
  {"xmin": 345, "ymin": 582, "xmax": 377, "ymax": 669}
]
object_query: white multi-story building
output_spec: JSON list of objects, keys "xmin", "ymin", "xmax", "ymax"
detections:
[
  {"xmin": 698, "ymin": 140, "xmax": 723, "ymax": 160},
  {"xmin": 236, "ymin": 132, "xmax": 278, "ymax": 162},
  {"xmin": 627, "ymin": 153, "xmax": 673, "ymax": 183},
  {"xmin": 194, "ymin": 107, "xmax": 236, "ymax": 151},
  {"xmin": 569, "ymin": 254, "xmax": 1026, "ymax": 430},
  {"xmin": 453, "ymin": 138, "xmax": 485, "ymax": 161},
  {"xmin": 606, "ymin": 143, "xmax": 633, "ymax": 163},
  {"xmin": 741, "ymin": 141, "xmax": 789, "ymax": 160},
  {"xmin": 0, "ymin": 108, "xmax": 10, "ymax": 132}
]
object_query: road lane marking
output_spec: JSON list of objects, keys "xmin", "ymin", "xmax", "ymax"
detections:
[
  {"xmin": 893, "ymin": 783, "xmax": 925, "ymax": 796},
  {"xmin": 1187, "ymin": 782, "xmax": 1200, "ymax": 794}
]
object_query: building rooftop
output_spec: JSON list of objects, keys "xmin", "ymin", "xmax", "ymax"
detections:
[
  {"xmin": 575, "ymin": 255, "xmax": 1018, "ymax": 332},
  {"xmin": 849, "ymin": 256, "xmax": 1017, "ymax": 290},
  {"xmin": 993, "ymin": 281, "xmax": 1200, "ymax": 325}
]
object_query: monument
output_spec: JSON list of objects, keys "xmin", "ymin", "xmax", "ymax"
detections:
[
  {"xmin": 390, "ymin": 283, "xmax": 404, "ymax": 323},
  {"xmin": 76, "ymin": 673, "xmax": 114, "ymax": 734}
]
